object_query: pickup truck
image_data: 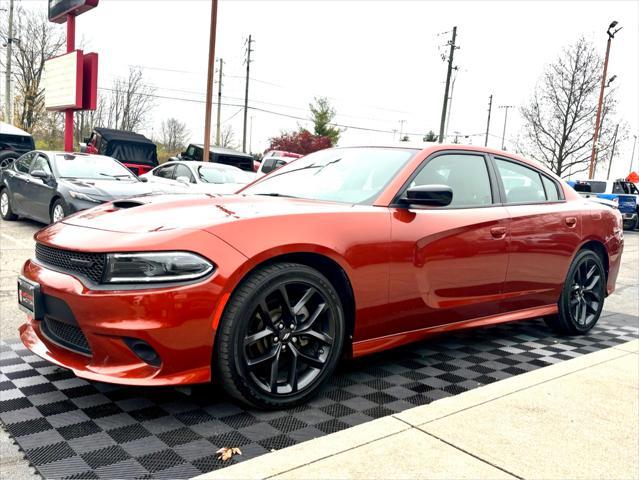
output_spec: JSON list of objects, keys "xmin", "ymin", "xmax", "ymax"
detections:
[{"xmin": 571, "ymin": 178, "xmax": 639, "ymax": 230}]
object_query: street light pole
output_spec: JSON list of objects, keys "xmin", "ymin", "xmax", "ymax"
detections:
[
  {"xmin": 438, "ymin": 26, "xmax": 458, "ymax": 143},
  {"xmin": 606, "ymin": 123, "xmax": 619, "ymax": 180},
  {"xmin": 484, "ymin": 94, "xmax": 493, "ymax": 147},
  {"xmin": 203, "ymin": 0, "xmax": 219, "ymax": 162},
  {"xmin": 588, "ymin": 21, "xmax": 622, "ymax": 179}
]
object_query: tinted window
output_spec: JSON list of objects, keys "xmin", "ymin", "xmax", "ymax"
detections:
[
  {"xmin": 174, "ymin": 164, "xmax": 195, "ymax": 183},
  {"xmin": 542, "ymin": 176, "xmax": 560, "ymax": 201},
  {"xmin": 496, "ymin": 159, "xmax": 546, "ymax": 203},
  {"xmin": 14, "ymin": 152, "xmax": 34, "ymax": 173},
  {"xmin": 30, "ymin": 155, "xmax": 52, "ymax": 176},
  {"xmin": 262, "ymin": 159, "xmax": 280, "ymax": 174},
  {"xmin": 410, "ymin": 153, "xmax": 493, "ymax": 207},
  {"xmin": 154, "ymin": 164, "xmax": 176, "ymax": 179},
  {"xmin": 574, "ymin": 181, "xmax": 607, "ymax": 194},
  {"xmin": 612, "ymin": 182, "xmax": 624, "ymax": 194}
]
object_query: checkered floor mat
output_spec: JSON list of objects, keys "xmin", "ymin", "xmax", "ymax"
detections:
[{"xmin": 1, "ymin": 312, "xmax": 637, "ymax": 479}]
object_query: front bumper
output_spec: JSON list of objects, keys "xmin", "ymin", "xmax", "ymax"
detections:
[{"xmin": 19, "ymin": 259, "xmax": 220, "ymax": 386}]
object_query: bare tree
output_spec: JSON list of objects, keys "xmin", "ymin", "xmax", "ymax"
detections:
[
  {"xmin": 1, "ymin": 7, "xmax": 65, "ymax": 131},
  {"xmin": 519, "ymin": 37, "xmax": 621, "ymax": 177},
  {"xmin": 220, "ymin": 125, "xmax": 237, "ymax": 149},
  {"xmin": 105, "ymin": 67, "xmax": 156, "ymax": 132},
  {"xmin": 160, "ymin": 118, "xmax": 189, "ymax": 151}
]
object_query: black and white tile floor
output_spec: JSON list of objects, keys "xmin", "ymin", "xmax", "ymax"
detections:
[{"xmin": 1, "ymin": 312, "xmax": 636, "ymax": 479}]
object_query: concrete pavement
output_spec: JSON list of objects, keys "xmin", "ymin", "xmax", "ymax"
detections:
[{"xmin": 196, "ymin": 339, "xmax": 639, "ymax": 480}]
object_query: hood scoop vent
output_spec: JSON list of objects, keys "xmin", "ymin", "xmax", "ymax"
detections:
[{"xmin": 112, "ymin": 200, "xmax": 145, "ymax": 209}]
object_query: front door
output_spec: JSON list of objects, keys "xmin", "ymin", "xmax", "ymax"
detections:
[
  {"xmin": 384, "ymin": 151, "xmax": 510, "ymax": 338},
  {"xmin": 24, "ymin": 153, "xmax": 55, "ymax": 222}
]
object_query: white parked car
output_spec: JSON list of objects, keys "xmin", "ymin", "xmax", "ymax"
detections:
[
  {"xmin": 141, "ymin": 161, "xmax": 253, "ymax": 194},
  {"xmin": 256, "ymin": 156, "xmax": 295, "ymax": 177}
]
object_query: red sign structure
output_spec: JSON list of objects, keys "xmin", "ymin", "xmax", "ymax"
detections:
[
  {"xmin": 46, "ymin": 0, "xmax": 99, "ymax": 152},
  {"xmin": 49, "ymin": 0, "xmax": 99, "ymax": 24}
]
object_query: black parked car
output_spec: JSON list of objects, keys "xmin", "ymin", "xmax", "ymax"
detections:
[
  {"xmin": 0, "ymin": 122, "xmax": 35, "ymax": 169},
  {"xmin": 0, "ymin": 151, "xmax": 158, "ymax": 224},
  {"xmin": 172, "ymin": 144, "xmax": 255, "ymax": 172}
]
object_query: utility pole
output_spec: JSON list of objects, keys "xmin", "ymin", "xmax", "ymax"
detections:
[
  {"xmin": 249, "ymin": 115, "xmax": 254, "ymax": 153},
  {"xmin": 444, "ymin": 66, "xmax": 459, "ymax": 141},
  {"xmin": 242, "ymin": 34, "xmax": 254, "ymax": 153},
  {"xmin": 606, "ymin": 123, "xmax": 619, "ymax": 180},
  {"xmin": 399, "ymin": 119, "xmax": 406, "ymax": 141},
  {"xmin": 629, "ymin": 135, "xmax": 637, "ymax": 174},
  {"xmin": 589, "ymin": 20, "xmax": 622, "ymax": 179},
  {"xmin": 5, "ymin": 0, "xmax": 14, "ymax": 124},
  {"xmin": 202, "ymin": 0, "xmax": 219, "ymax": 162},
  {"xmin": 438, "ymin": 26, "xmax": 458, "ymax": 143},
  {"xmin": 215, "ymin": 58, "xmax": 223, "ymax": 146},
  {"xmin": 484, "ymin": 94, "xmax": 493, "ymax": 147},
  {"xmin": 499, "ymin": 105, "xmax": 515, "ymax": 150}
]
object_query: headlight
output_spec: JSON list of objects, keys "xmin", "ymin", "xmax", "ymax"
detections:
[
  {"xmin": 103, "ymin": 252, "xmax": 214, "ymax": 283},
  {"xmin": 69, "ymin": 190, "xmax": 101, "ymax": 203}
]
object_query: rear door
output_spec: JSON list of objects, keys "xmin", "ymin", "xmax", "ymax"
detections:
[
  {"xmin": 5, "ymin": 152, "xmax": 35, "ymax": 214},
  {"xmin": 493, "ymin": 156, "xmax": 582, "ymax": 311},
  {"xmin": 386, "ymin": 151, "xmax": 510, "ymax": 337}
]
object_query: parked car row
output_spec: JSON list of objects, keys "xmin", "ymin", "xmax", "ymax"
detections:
[{"xmin": 570, "ymin": 178, "xmax": 639, "ymax": 230}]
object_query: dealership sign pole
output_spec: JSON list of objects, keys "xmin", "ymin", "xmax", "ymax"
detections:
[{"xmin": 45, "ymin": 0, "xmax": 99, "ymax": 152}]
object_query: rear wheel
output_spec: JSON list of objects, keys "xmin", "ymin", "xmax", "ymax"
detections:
[
  {"xmin": 545, "ymin": 249, "xmax": 605, "ymax": 334},
  {"xmin": 214, "ymin": 263, "xmax": 344, "ymax": 409},
  {"xmin": 0, "ymin": 151, "xmax": 18, "ymax": 170},
  {"xmin": 0, "ymin": 189, "xmax": 17, "ymax": 220}
]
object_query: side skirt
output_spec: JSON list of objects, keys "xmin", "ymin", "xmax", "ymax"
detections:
[{"xmin": 352, "ymin": 304, "xmax": 558, "ymax": 358}]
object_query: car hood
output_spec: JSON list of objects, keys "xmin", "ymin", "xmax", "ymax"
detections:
[
  {"xmin": 60, "ymin": 178, "xmax": 161, "ymax": 200},
  {"xmin": 61, "ymin": 194, "xmax": 357, "ymax": 233}
]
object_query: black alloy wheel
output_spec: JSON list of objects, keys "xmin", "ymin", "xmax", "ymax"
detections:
[
  {"xmin": 215, "ymin": 263, "xmax": 344, "ymax": 409},
  {"xmin": 545, "ymin": 249, "xmax": 606, "ymax": 334}
]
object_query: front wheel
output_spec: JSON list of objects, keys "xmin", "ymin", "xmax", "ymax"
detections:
[
  {"xmin": 1, "ymin": 189, "xmax": 18, "ymax": 220},
  {"xmin": 545, "ymin": 249, "xmax": 606, "ymax": 335},
  {"xmin": 214, "ymin": 263, "xmax": 345, "ymax": 409},
  {"xmin": 50, "ymin": 199, "xmax": 68, "ymax": 224}
]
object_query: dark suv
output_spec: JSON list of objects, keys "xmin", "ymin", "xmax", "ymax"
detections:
[
  {"xmin": 173, "ymin": 144, "xmax": 254, "ymax": 172},
  {"xmin": 0, "ymin": 122, "xmax": 36, "ymax": 169}
]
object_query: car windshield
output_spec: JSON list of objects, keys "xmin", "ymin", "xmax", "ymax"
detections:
[
  {"xmin": 198, "ymin": 166, "xmax": 248, "ymax": 184},
  {"xmin": 55, "ymin": 155, "xmax": 136, "ymax": 181},
  {"xmin": 243, "ymin": 147, "xmax": 417, "ymax": 204}
]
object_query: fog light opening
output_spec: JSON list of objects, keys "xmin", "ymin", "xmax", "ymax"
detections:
[{"xmin": 124, "ymin": 338, "xmax": 162, "ymax": 368}]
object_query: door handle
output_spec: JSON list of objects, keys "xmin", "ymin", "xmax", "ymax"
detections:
[
  {"xmin": 565, "ymin": 216, "xmax": 577, "ymax": 227},
  {"xmin": 490, "ymin": 226, "xmax": 507, "ymax": 239}
]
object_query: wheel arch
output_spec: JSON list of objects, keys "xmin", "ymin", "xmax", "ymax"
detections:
[
  {"xmin": 576, "ymin": 238, "xmax": 609, "ymax": 281},
  {"xmin": 215, "ymin": 249, "xmax": 357, "ymax": 357}
]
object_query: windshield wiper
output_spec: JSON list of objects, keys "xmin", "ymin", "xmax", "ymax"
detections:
[
  {"xmin": 99, "ymin": 173, "xmax": 133, "ymax": 180},
  {"xmin": 254, "ymin": 193, "xmax": 299, "ymax": 198}
]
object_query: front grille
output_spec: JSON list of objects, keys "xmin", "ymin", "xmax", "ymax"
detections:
[
  {"xmin": 41, "ymin": 317, "xmax": 91, "ymax": 355},
  {"xmin": 35, "ymin": 244, "xmax": 106, "ymax": 284}
]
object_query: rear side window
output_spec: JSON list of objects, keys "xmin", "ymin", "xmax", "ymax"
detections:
[
  {"xmin": 495, "ymin": 159, "xmax": 546, "ymax": 203},
  {"xmin": 14, "ymin": 152, "xmax": 34, "ymax": 173},
  {"xmin": 410, "ymin": 153, "xmax": 493, "ymax": 207},
  {"xmin": 542, "ymin": 176, "xmax": 561, "ymax": 201}
]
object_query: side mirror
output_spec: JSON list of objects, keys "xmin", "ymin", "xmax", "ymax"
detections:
[
  {"xmin": 176, "ymin": 176, "xmax": 190, "ymax": 185},
  {"xmin": 403, "ymin": 184, "xmax": 453, "ymax": 207},
  {"xmin": 139, "ymin": 176, "xmax": 148, "ymax": 183},
  {"xmin": 31, "ymin": 170, "xmax": 50, "ymax": 180}
]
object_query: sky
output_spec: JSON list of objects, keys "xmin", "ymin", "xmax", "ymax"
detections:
[{"xmin": 8, "ymin": 0, "xmax": 639, "ymax": 179}]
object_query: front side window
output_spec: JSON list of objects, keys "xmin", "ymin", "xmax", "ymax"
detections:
[
  {"xmin": 174, "ymin": 164, "xmax": 195, "ymax": 183},
  {"xmin": 14, "ymin": 152, "xmax": 34, "ymax": 173},
  {"xmin": 409, "ymin": 153, "xmax": 493, "ymax": 207},
  {"xmin": 154, "ymin": 164, "xmax": 176, "ymax": 179},
  {"xmin": 495, "ymin": 159, "xmax": 546, "ymax": 203},
  {"xmin": 30, "ymin": 155, "xmax": 52, "ymax": 176},
  {"xmin": 243, "ymin": 147, "xmax": 417, "ymax": 204}
]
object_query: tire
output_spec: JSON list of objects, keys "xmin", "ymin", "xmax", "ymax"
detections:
[
  {"xmin": 50, "ymin": 199, "xmax": 68, "ymax": 224},
  {"xmin": 544, "ymin": 249, "xmax": 606, "ymax": 335},
  {"xmin": 0, "ymin": 151, "xmax": 18, "ymax": 171},
  {"xmin": 623, "ymin": 216, "xmax": 638, "ymax": 231},
  {"xmin": 214, "ymin": 262, "xmax": 345, "ymax": 409},
  {"xmin": 0, "ymin": 188, "xmax": 17, "ymax": 220}
]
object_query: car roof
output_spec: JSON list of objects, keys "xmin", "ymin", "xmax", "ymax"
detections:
[
  {"xmin": 190, "ymin": 144, "xmax": 253, "ymax": 158},
  {"xmin": 0, "ymin": 122, "xmax": 31, "ymax": 137},
  {"xmin": 94, "ymin": 128, "xmax": 155, "ymax": 145}
]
